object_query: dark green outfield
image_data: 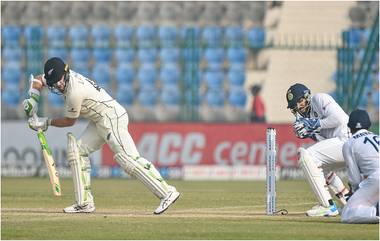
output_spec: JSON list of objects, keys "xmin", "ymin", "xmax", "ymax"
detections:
[{"xmin": 1, "ymin": 178, "xmax": 379, "ymax": 240}]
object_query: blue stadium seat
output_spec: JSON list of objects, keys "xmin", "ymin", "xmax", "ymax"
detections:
[
  {"xmin": 91, "ymin": 25, "xmax": 111, "ymax": 47},
  {"xmin": 228, "ymin": 87, "xmax": 247, "ymax": 108},
  {"xmin": 138, "ymin": 86, "xmax": 158, "ymax": 107},
  {"xmin": 224, "ymin": 25, "xmax": 244, "ymax": 47},
  {"xmin": 136, "ymin": 25, "xmax": 156, "ymax": 48},
  {"xmin": 114, "ymin": 25, "xmax": 134, "ymax": 47},
  {"xmin": 226, "ymin": 47, "xmax": 246, "ymax": 65},
  {"xmin": 2, "ymin": 25, "xmax": 21, "ymax": 47},
  {"xmin": 184, "ymin": 69, "xmax": 201, "ymax": 86},
  {"xmin": 181, "ymin": 26, "xmax": 201, "ymax": 41},
  {"xmin": 2, "ymin": 46, "xmax": 23, "ymax": 63},
  {"xmin": 92, "ymin": 48, "xmax": 113, "ymax": 64},
  {"xmin": 203, "ymin": 69, "xmax": 224, "ymax": 90},
  {"xmin": 69, "ymin": 25, "xmax": 89, "ymax": 48},
  {"xmin": 47, "ymin": 25, "xmax": 67, "ymax": 47},
  {"xmin": 160, "ymin": 85, "xmax": 180, "ymax": 106},
  {"xmin": 247, "ymin": 26, "xmax": 266, "ymax": 49},
  {"xmin": 201, "ymin": 26, "xmax": 223, "ymax": 46},
  {"xmin": 205, "ymin": 89, "xmax": 224, "ymax": 107},
  {"xmin": 91, "ymin": 63, "xmax": 111, "ymax": 90},
  {"xmin": 137, "ymin": 48, "xmax": 157, "ymax": 64},
  {"xmin": 114, "ymin": 48, "xmax": 135, "ymax": 64},
  {"xmin": 137, "ymin": 64, "xmax": 157, "ymax": 89},
  {"xmin": 2, "ymin": 63, "xmax": 21, "ymax": 89},
  {"xmin": 227, "ymin": 68, "xmax": 245, "ymax": 87},
  {"xmin": 24, "ymin": 25, "xmax": 44, "ymax": 46},
  {"xmin": 2, "ymin": 87, "xmax": 20, "ymax": 107},
  {"xmin": 182, "ymin": 47, "xmax": 201, "ymax": 62},
  {"xmin": 160, "ymin": 64, "xmax": 180, "ymax": 86},
  {"xmin": 159, "ymin": 47, "xmax": 180, "ymax": 64},
  {"xmin": 158, "ymin": 25, "xmax": 178, "ymax": 47},
  {"xmin": 48, "ymin": 47, "xmax": 68, "ymax": 61},
  {"xmin": 203, "ymin": 47, "xmax": 225, "ymax": 70},
  {"xmin": 70, "ymin": 48, "xmax": 90, "ymax": 67},
  {"xmin": 116, "ymin": 85, "xmax": 135, "ymax": 106},
  {"xmin": 115, "ymin": 64, "xmax": 135, "ymax": 86},
  {"xmin": 48, "ymin": 93, "xmax": 64, "ymax": 108}
]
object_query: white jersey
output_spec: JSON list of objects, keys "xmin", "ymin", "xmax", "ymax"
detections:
[
  {"xmin": 342, "ymin": 129, "xmax": 379, "ymax": 192},
  {"xmin": 309, "ymin": 93, "xmax": 350, "ymax": 140},
  {"xmin": 45, "ymin": 70, "xmax": 126, "ymax": 123}
]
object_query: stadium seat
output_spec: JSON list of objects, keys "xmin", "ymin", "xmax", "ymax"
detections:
[
  {"xmin": 203, "ymin": 47, "xmax": 225, "ymax": 70},
  {"xmin": 137, "ymin": 86, "xmax": 158, "ymax": 107},
  {"xmin": 2, "ymin": 63, "xmax": 21, "ymax": 89},
  {"xmin": 114, "ymin": 25, "xmax": 134, "ymax": 47},
  {"xmin": 48, "ymin": 47, "xmax": 68, "ymax": 61},
  {"xmin": 247, "ymin": 26, "xmax": 266, "ymax": 49},
  {"xmin": 158, "ymin": 25, "xmax": 178, "ymax": 47},
  {"xmin": 227, "ymin": 68, "xmax": 245, "ymax": 87},
  {"xmin": 137, "ymin": 64, "xmax": 157, "ymax": 89},
  {"xmin": 224, "ymin": 25, "xmax": 244, "ymax": 47},
  {"xmin": 136, "ymin": 25, "xmax": 156, "ymax": 48},
  {"xmin": 159, "ymin": 47, "xmax": 180, "ymax": 64},
  {"xmin": 91, "ymin": 25, "xmax": 111, "ymax": 47},
  {"xmin": 205, "ymin": 89, "xmax": 224, "ymax": 107},
  {"xmin": 2, "ymin": 86, "xmax": 20, "ymax": 108},
  {"xmin": 203, "ymin": 69, "xmax": 225, "ymax": 90},
  {"xmin": 181, "ymin": 25, "xmax": 201, "ymax": 42},
  {"xmin": 47, "ymin": 25, "xmax": 67, "ymax": 47},
  {"xmin": 137, "ymin": 48, "xmax": 157, "ymax": 64},
  {"xmin": 160, "ymin": 85, "xmax": 180, "ymax": 106},
  {"xmin": 24, "ymin": 25, "xmax": 44, "ymax": 46},
  {"xmin": 69, "ymin": 25, "xmax": 89, "ymax": 48},
  {"xmin": 92, "ymin": 48, "xmax": 113, "ymax": 64},
  {"xmin": 160, "ymin": 64, "xmax": 180, "ymax": 87},
  {"xmin": 2, "ymin": 46, "xmax": 23, "ymax": 63},
  {"xmin": 114, "ymin": 48, "xmax": 135, "ymax": 64},
  {"xmin": 182, "ymin": 47, "xmax": 201, "ymax": 62},
  {"xmin": 116, "ymin": 85, "xmax": 135, "ymax": 106},
  {"xmin": 70, "ymin": 48, "xmax": 90, "ymax": 67},
  {"xmin": 227, "ymin": 87, "xmax": 247, "ymax": 108},
  {"xmin": 115, "ymin": 64, "xmax": 135, "ymax": 86},
  {"xmin": 91, "ymin": 63, "xmax": 111, "ymax": 90},
  {"xmin": 201, "ymin": 26, "xmax": 223, "ymax": 46},
  {"xmin": 226, "ymin": 47, "xmax": 246, "ymax": 65},
  {"xmin": 371, "ymin": 90, "xmax": 379, "ymax": 108},
  {"xmin": 2, "ymin": 25, "xmax": 21, "ymax": 47}
]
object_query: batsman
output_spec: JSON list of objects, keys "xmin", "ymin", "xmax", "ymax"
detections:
[{"xmin": 23, "ymin": 57, "xmax": 180, "ymax": 214}]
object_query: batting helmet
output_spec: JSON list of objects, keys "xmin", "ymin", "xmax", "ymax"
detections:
[
  {"xmin": 44, "ymin": 57, "xmax": 69, "ymax": 87},
  {"xmin": 347, "ymin": 109, "xmax": 371, "ymax": 130}
]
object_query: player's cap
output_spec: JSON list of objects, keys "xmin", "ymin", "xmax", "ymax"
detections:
[
  {"xmin": 44, "ymin": 57, "xmax": 69, "ymax": 86},
  {"xmin": 286, "ymin": 83, "xmax": 310, "ymax": 109},
  {"xmin": 347, "ymin": 109, "xmax": 371, "ymax": 130}
]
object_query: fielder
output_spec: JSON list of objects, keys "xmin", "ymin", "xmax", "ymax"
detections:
[
  {"xmin": 286, "ymin": 83, "xmax": 350, "ymax": 217},
  {"xmin": 23, "ymin": 57, "xmax": 180, "ymax": 214},
  {"xmin": 341, "ymin": 109, "xmax": 379, "ymax": 224}
]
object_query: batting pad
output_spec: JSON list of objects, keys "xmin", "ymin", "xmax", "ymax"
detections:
[
  {"xmin": 298, "ymin": 148, "xmax": 332, "ymax": 207},
  {"xmin": 67, "ymin": 133, "xmax": 92, "ymax": 205},
  {"xmin": 114, "ymin": 153, "xmax": 169, "ymax": 199}
]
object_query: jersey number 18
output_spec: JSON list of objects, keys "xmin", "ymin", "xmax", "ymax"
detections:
[{"xmin": 364, "ymin": 136, "xmax": 379, "ymax": 152}]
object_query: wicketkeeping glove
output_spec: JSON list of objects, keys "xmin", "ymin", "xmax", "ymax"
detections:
[
  {"xmin": 28, "ymin": 117, "xmax": 51, "ymax": 132},
  {"xmin": 293, "ymin": 118, "xmax": 321, "ymax": 139}
]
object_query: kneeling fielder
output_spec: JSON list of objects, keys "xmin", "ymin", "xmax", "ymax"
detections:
[
  {"xmin": 341, "ymin": 109, "xmax": 379, "ymax": 224},
  {"xmin": 23, "ymin": 57, "xmax": 180, "ymax": 214}
]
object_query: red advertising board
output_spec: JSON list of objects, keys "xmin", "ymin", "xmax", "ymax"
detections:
[{"xmin": 102, "ymin": 123, "xmax": 314, "ymax": 168}]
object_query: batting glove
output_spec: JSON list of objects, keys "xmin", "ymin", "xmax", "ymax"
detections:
[
  {"xmin": 28, "ymin": 117, "xmax": 51, "ymax": 132},
  {"xmin": 23, "ymin": 98, "xmax": 38, "ymax": 117}
]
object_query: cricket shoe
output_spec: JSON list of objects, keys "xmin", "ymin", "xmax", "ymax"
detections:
[
  {"xmin": 154, "ymin": 186, "xmax": 180, "ymax": 215},
  {"xmin": 306, "ymin": 203, "xmax": 339, "ymax": 217},
  {"xmin": 63, "ymin": 202, "xmax": 95, "ymax": 213}
]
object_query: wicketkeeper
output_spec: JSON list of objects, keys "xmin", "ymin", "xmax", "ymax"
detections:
[
  {"xmin": 286, "ymin": 83, "xmax": 350, "ymax": 217},
  {"xmin": 23, "ymin": 57, "xmax": 180, "ymax": 214}
]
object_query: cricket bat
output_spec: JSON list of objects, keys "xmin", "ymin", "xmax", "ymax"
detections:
[{"xmin": 26, "ymin": 74, "xmax": 61, "ymax": 196}]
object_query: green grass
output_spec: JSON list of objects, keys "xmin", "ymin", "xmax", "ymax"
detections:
[{"xmin": 1, "ymin": 177, "xmax": 379, "ymax": 240}]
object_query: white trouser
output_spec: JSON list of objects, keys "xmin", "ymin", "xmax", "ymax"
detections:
[{"xmin": 341, "ymin": 171, "xmax": 379, "ymax": 224}]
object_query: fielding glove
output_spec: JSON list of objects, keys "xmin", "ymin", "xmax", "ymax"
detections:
[{"xmin": 28, "ymin": 117, "xmax": 51, "ymax": 132}]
